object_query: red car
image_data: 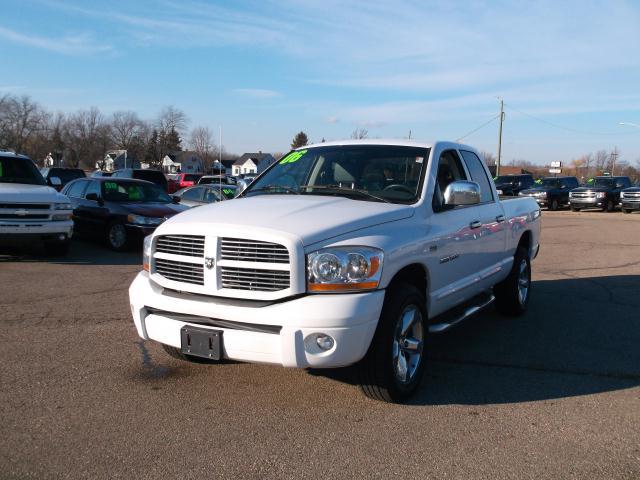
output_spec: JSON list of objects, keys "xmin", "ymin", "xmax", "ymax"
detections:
[{"xmin": 167, "ymin": 173, "xmax": 202, "ymax": 194}]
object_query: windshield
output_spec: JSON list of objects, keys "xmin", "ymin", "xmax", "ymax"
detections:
[
  {"xmin": 593, "ymin": 178, "xmax": 615, "ymax": 188},
  {"xmin": 540, "ymin": 178, "xmax": 561, "ymax": 187},
  {"xmin": 244, "ymin": 145, "xmax": 430, "ymax": 204},
  {"xmin": 102, "ymin": 181, "xmax": 172, "ymax": 203},
  {"xmin": 495, "ymin": 176, "xmax": 519, "ymax": 184},
  {"xmin": 0, "ymin": 156, "xmax": 47, "ymax": 185}
]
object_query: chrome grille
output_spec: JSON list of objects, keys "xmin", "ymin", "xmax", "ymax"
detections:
[
  {"xmin": 571, "ymin": 192, "xmax": 595, "ymax": 198},
  {"xmin": 155, "ymin": 258, "xmax": 204, "ymax": 285},
  {"xmin": 220, "ymin": 266, "xmax": 290, "ymax": 291},
  {"xmin": 0, "ymin": 203, "xmax": 50, "ymax": 209},
  {"xmin": 220, "ymin": 237, "xmax": 289, "ymax": 264},
  {"xmin": 623, "ymin": 192, "xmax": 640, "ymax": 199},
  {"xmin": 156, "ymin": 235, "xmax": 205, "ymax": 257},
  {"xmin": 0, "ymin": 213, "xmax": 49, "ymax": 219}
]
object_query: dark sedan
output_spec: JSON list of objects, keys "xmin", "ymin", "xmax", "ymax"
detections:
[{"xmin": 62, "ymin": 178, "xmax": 187, "ymax": 251}]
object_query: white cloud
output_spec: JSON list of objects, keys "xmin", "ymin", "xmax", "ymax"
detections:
[{"xmin": 0, "ymin": 26, "xmax": 113, "ymax": 55}]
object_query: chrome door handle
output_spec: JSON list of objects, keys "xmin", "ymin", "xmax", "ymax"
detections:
[
  {"xmin": 496, "ymin": 215, "xmax": 505, "ymax": 223},
  {"xmin": 470, "ymin": 220, "xmax": 482, "ymax": 229}
]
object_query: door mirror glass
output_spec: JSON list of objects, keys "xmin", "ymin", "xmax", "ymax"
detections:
[
  {"xmin": 444, "ymin": 181, "xmax": 481, "ymax": 206},
  {"xmin": 50, "ymin": 176, "xmax": 62, "ymax": 186}
]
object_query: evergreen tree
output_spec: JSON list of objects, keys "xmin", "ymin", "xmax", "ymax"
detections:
[{"xmin": 291, "ymin": 131, "xmax": 309, "ymax": 149}]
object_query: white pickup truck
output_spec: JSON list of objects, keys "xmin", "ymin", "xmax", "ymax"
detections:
[
  {"xmin": 129, "ymin": 140, "xmax": 541, "ymax": 402},
  {"xmin": 0, "ymin": 152, "xmax": 73, "ymax": 255}
]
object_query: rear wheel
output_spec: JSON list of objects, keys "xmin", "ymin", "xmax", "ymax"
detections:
[
  {"xmin": 494, "ymin": 247, "xmax": 531, "ymax": 316},
  {"xmin": 357, "ymin": 283, "xmax": 427, "ymax": 403}
]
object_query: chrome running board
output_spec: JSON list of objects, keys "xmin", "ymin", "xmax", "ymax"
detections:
[{"xmin": 429, "ymin": 292, "xmax": 495, "ymax": 334}]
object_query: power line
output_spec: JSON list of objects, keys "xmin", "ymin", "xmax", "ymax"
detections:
[
  {"xmin": 503, "ymin": 103, "xmax": 635, "ymax": 136},
  {"xmin": 455, "ymin": 114, "xmax": 500, "ymax": 142}
]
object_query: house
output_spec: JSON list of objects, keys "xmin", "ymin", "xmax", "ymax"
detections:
[
  {"xmin": 162, "ymin": 151, "xmax": 205, "ymax": 174},
  {"xmin": 232, "ymin": 152, "xmax": 276, "ymax": 177},
  {"xmin": 99, "ymin": 150, "xmax": 140, "ymax": 171}
]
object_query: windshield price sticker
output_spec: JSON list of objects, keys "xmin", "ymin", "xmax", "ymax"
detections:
[
  {"xmin": 280, "ymin": 150, "xmax": 307, "ymax": 165},
  {"xmin": 105, "ymin": 182, "xmax": 117, "ymax": 190}
]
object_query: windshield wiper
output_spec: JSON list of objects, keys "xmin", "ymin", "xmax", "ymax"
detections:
[
  {"xmin": 246, "ymin": 185, "xmax": 300, "ymax": 196},
  {"xmin": 299, "ymin": 185, "xmax": 391, "ymax": 203}
]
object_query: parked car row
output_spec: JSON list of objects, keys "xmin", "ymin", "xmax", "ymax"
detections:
[{"xmin": 495, "ymin": 173, "xmax": 638, "ymax": 213}]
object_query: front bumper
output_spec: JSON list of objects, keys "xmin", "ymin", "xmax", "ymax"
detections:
[
  {"xmin": 569, "ymin": 198, "xmax": 604, "ymax": 208},
  {"xmin": 621, "ymin": 201, "xmax": 640, "ymax": 210},
  {"xmin": 129, "ymin": 272, "xmax": 384, "ymax": 368},
  {"xmin": 0, "ymin": 220, "xmax": 73, "ymax": 245}
]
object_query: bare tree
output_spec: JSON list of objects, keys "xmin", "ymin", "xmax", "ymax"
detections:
[
  {"xmin": 594, "ymin": 150, "xmax": 609, "ymax": 172},
  {"xmin": 189, "ymin": 126, "xmax": 218, "ymax": 171},
  {"xmin": 0, "ymin": 95, "xmax": 48, "ymax": 154},
  {"xmin": 479, "ymin": 151, "xmax": 496, "ymax": 166},
  {"xmin": 350, "ymin": 128, "xmax": 368, "ymax": 139},
  {"xmin": 157, "ymin": 106, "xmax": 188, "ymax": 135},
  {"xmin": 111, "ymin": 111, "xmax": 143, "ymax": 150},
  {"xmin": 64, "ymin": 107, "xmax": 111, "ymax": 168}
]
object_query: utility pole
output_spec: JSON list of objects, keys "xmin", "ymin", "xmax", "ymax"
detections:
[
  {"xmin": 610, "ymin": 146, "xmax": 618, "ymax": 176},
  {"xmin": 496, "ymin": 97, "xmax": 504, "ymax": 176}
]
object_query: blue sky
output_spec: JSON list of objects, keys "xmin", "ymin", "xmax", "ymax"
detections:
[{"xmin": 1, "ymin": 0, "xmax": 640, "ymax": 164}]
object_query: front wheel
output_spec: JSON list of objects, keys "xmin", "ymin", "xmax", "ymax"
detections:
[
  {"xmin": 107, "ymin": 221, "xmax": 129, "ymax": 251},
  {"xmin": 494, "ymin": 247, "xmax": 531, "ymax": 316},
  {"xmin": 622, "ymin": 208, "xmax": 632, "ymax": 214},
  {"xmin": 549, "ymin": 198, "xmax": 559, "ymax": 211},
  {"xmin": 357, "ymin": 283, "xmax": 427, "ymax": 403},
  {"xmin": 571, "ymin": 206, "xmax": 581, "ymax": 212},
  {"xmin": 604, "ymin": 199, "xmax": 615, "ymax": 212}
]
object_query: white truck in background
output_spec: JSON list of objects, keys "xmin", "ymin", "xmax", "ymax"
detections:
[
  {"xmin": 0, "ymin": 152, "xmax": 73, "ymax": 255},
  {"xmin": 129, "ymin": 140, "xmax": 541, "ymax": 402}
]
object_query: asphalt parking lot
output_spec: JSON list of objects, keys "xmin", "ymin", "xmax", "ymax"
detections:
[{"xmin": 1, "ymin": 210, "xmax": 639, "ymax": 479}]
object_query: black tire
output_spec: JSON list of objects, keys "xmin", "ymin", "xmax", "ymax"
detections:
[
  {"xmin": 161, "ymin": 344, "xmax": 214, "ymax": 363},
  {"xmin": 107, "ymin": 221, "xmax": 129, "ymax": 251},
  {"xmin": 494, "ymin": 246, "xmax": 531, "ymax": 316},
  {"xmin": 43, "ymin": 241, "xmax": 70, "ymax": 257},
  {"xmin": 622, "ymin": 209, "xmax": 631, "ymax": 214},
  {"xmin": 571, "ymin": 207, "xmax": 581, "ymax": 212},
  {"xmin": 357, "ymin": 283, "xmax": 427, "ymax": 403},
  {"xmin": 549, "ymin": 198, "xmax": 559, "ymax": 211},
  {"xmin": 604, "ymin": 199, "xmax": 615, "ymax": 212}
]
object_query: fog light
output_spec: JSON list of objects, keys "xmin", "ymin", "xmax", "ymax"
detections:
[
  {"xmin": 316, "ymin": 334, "xmax": 335, "ymax": 351},
  {"xmin": 58, "ymin": 234, "xmax": 66, "ymax": 241}
]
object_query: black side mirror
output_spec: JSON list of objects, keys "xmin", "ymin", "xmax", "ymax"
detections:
[
  {"xmin": 172, "ymin": 195, "xmax": 181, "ymax": 204},
  {"xmin": 86, "ymin": 192, "xmax": 104, "ymax": 205}
]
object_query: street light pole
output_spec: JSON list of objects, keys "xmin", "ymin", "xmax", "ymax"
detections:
[{"xmin": 496, "ymin": 98, "xmax": 504, "ymax": 176}]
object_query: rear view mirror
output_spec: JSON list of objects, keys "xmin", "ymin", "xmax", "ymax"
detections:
[
  {"xmin": 50, "ymin": 176, "xmax": 62, "ymax": 186},
  {"xmin": 444, "ymin": 181, "xmax": 481, "ymax": 206}
]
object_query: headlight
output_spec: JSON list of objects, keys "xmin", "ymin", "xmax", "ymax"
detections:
[
  {"xmin": 596, "ymin": 192, "xmax": 606, "ymax": 199},
  {"xmin": 127, "ymin": 214, "xmax": 163, "ymax": 225},
  {"xmin": 535, "ymin": 192, "xmax": 547, "ymax": 197},
  {"xmin": 54, "ymin": 202, "xmax": 72, "ymax": 210},
  {"xmin": 307, "ymin": 247, "xmax": 383, "ymax": 292},
  {"xmin": 142, "ymin": 235, "xmax": 152, "ymax": 271},
  {"xmin": 52, "ymin": 213, "xmax": 72, "ymax": 221},
  {"xmin": 620, "ymin": 192, "xmax": 625, "ymax": 198}
]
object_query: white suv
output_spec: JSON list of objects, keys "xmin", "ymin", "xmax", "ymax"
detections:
[{"xmin": 0, "ymin": 152, "xmax": 74, "ymax": 255}]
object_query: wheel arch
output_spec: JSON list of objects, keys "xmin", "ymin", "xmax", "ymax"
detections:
[{"xmin": 385, "ymin": 263, "xmax": 429, "ymax": 308}]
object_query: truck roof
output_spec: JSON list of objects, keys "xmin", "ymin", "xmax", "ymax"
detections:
[{"xmin": 297, "ymin": 139, "xmax": 472, "ymax": 151}]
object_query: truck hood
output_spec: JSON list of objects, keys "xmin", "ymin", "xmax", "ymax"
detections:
[
  {"xmin": 0, "ymin": 183, "xmax": 68, "ymax": 203},
  {"xmin": 160, "ymin": 194, "xmax": 415, "ymax": 246},
  {"xmin": 118, "ymin": 202, "xmax": 188, "ymax": 217},
  {"xmin": 520, "ymin": 186, "xmax": 553, "ymax": 194}
]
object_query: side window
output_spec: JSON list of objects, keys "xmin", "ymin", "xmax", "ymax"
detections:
[
  {"xmin": 182, "ymin": 187, "xmax": 203, "ymax": 201},
  {"xmin": 67, "ymin": 180, "xmax": 88, "ymax": 198},
  {"xmin": 84, "ymin": 181, "xmax": 101, "ymax": 199},
  {"xmin": 460, "ymin": 150, "xmax": 494, "ymax": 203},
  {"xmin": 432, "ymin": 150, "xmax": 468, "ymax": 211}
]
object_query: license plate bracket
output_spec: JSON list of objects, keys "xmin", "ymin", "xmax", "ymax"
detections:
[{"xmin": 180, "ymin": 326, "xmax": 222, "ymax": 360}]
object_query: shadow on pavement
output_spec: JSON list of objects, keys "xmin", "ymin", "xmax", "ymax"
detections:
[
  {"xmin": 0, "ymin": 238, "xmax": 140, "ymax": 266},
  {"xmin": 311, "ymin": 274, "xmax": 640, "ymax": 405}
]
